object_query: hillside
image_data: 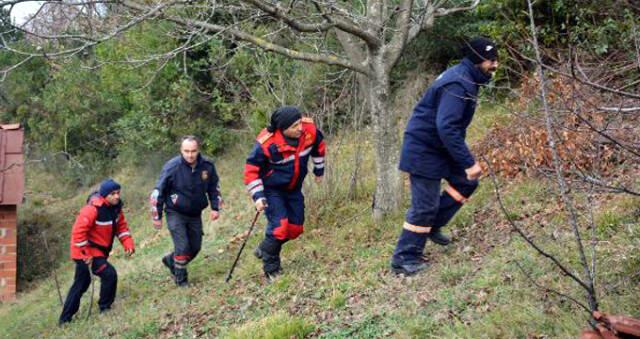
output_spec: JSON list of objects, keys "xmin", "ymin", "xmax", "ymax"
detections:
[{"xmin": 1, "ymin": 103, "xmax": 638, "ymax": 338}]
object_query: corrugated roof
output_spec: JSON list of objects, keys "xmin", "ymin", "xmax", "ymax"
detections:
[{"xmin": 0, "ymin": 124, "xmax": 21, "ymax": 130}]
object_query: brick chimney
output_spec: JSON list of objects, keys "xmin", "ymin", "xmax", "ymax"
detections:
[{"xmin": 0, "ymin": 124, "xmax": 24, "ymax": 302}]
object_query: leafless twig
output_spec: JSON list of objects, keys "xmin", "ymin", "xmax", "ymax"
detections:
[
  {"xmin": 514, "ymin": 260, "xmax": 591, "ymax": 314},
  {"xmin": 482, "ymin": 154, "xmax": 593, "ymax": 294},
  {"xmin": 527, "ymin": 0, "xmax": 597, "ymax": 311}
]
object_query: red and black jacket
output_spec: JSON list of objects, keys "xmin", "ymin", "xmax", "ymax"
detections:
[
  {"xmin": 70, "ymin": 194, "xmax": 134, "ymax": 259},
  {"xmin": 244, "ymin": 117, "xmax": 326, "ymax": 201}
]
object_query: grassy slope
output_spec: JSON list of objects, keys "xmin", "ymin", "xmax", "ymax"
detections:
[{"xmin": 1, "ymin": 106, "xmax": 638, "ymax": 339}]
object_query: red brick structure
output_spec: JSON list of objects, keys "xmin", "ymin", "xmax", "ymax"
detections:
[{"xmin": 0, "ymin": 124, "xmax": 24, "ymax": 302}]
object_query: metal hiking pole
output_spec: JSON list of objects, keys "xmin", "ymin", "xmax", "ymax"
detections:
[
  {"xmin": 41, "ymin": 231, "xmax": 64, "ymax": 307},
  {"xmin": 86, "ymin": 270, "xmax": 95, "ymax": 320},
  {"xmin": 225, "ymin": 211, "xmax": 261, "ymax": 283}
]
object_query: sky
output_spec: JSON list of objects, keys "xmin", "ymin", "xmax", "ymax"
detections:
[{"xmin": 9, "ymin": 1, "xmax": 43, "ymax": 25}]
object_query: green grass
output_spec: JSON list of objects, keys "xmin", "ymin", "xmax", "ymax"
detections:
[
  {"xmin": 1, "ymin": 108, "xmax": 639, "ymax": 338},
  {"xmin": 222, "ymin": 312, "xmax": 315, "ymax": 339}
]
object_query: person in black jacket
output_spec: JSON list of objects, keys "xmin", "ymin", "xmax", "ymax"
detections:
[
  {"xmin": 391, "ymin": 37, "xmax": 499, "ymax": 275},
  {"xmin": 150, "ymin": 136, "xmax": 222, "ymax": 286}
]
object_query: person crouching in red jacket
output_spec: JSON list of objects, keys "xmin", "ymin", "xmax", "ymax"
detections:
[{"xmin": 59, "ymin": 179, "xmax": 135, "ymax": 326}]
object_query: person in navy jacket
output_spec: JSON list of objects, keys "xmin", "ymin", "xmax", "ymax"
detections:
[
  {"xmin": 150, "ymin": 136, "xmax": 222, "ymax": 286},
  {"xmin": 391, "ymin": 37, "xmax": 499, "ymax": 275},
  {"xmin": 244, "ymin": 106, "xmax": 326, "ymax": 279}
]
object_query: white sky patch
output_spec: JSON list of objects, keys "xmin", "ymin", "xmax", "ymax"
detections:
[{"xmin": 10, "ymin": 1, "xmax": 43, "ymax": 25}]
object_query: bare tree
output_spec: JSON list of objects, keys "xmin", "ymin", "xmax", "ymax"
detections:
[
  {"xmin": 476, "ymin": 1, "xmax": 639, "ymax": 329},
  {"xmin": 526, "ymin": 0, "xmax": 598, "ymax": 312},
  {"xmin": 1, "ymin": 0, "xmax": 481, "ymax": 219}
]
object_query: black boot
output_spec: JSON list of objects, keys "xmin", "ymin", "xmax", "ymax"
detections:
[
  {"xmin": 390, "ymin": 261, "xmax": 429, "ymax": 276},
  {"xmin": 174, "ymin": 268, "xmax": 188, "ymax": 287},
  {"xmin": 162, "ymin": 254, "xmax": 175, "ymax": 277},
  {"xmin": 429, "ymin": 228, "xmax": 451, "ymax": 246},
  {"xmin": 257, "ymin": 237, "xmax": 283, "ymax": 279},
  {"xmin": 391, "ymin": 229, "xmax": 429, "ymax": 276},
  {"xmin": 253, "ymin": 246, "xmax": 263, "ymax": 259}
]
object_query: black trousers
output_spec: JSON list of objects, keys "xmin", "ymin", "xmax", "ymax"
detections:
[
  {"xmin": 59, "ymin": 257, "xmax": 117, "ymax": 324},
  {"xmin": 166, "ymin": 211, "xmax": 203, "ymax": 268}
]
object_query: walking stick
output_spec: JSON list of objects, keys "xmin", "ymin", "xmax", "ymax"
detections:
[
  {"xmin": 86, "ymin": 271, "xmax": 95, "ymax": 320},
  {"xmin": 41, "ymin": 231, "xmax": 64, "ymax": 307},
  {"xmin": 225, "ymin": 211, "xmax": 261, "ymax": 283}
]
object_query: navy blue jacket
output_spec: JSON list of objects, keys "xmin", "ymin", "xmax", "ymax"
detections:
[
  {"xmin": 152, "ymin": 154, "xmax": 221, "ymax": 218},
  {"xmin": 244, "ymin": 118, "xmax": 326, "ymax": 201},
  {"xmin": 399, "ymin": 57, "xmax": 492, "ymax": 179}
]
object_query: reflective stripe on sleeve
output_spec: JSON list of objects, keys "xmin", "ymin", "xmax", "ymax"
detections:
[
  {"xmin": 444, "ymin": 185, "xmax": 468, "ymax": 204},
  {"xmin": 246, "ymin": 179, "xmax": 262, "ymax": 191},
  {"xmin": 75, "ymin": 240, "xmax": 89, "ymax": 247},
  {"xmin": 249, "ymin": 185, "xmax": 264, "ymax": 195},
  {"xmin": 271, "ymin": 154, "xmax": 295, "ymax": 165},
  {"xmin": 299, "ymin": 147, "xmax": 312, "ymax": 157}
]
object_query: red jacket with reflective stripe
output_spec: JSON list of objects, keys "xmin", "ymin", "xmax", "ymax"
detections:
[
  {"xmin": 244, "ymin": 118, "xmax": 326, "ymax": 201},
  {"xmin": 70, "ymin": 195, "xmax": 135, "ymax": 259}
]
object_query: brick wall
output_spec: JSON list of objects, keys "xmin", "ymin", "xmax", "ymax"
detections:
[{"xmin": 0, "ymin": 205, "xmax": 17, "ymax": 302}]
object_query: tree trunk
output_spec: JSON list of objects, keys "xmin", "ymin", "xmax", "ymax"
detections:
[{"xmin": 367, "ymin": 50, "xmax": 401, "ymax": 220}]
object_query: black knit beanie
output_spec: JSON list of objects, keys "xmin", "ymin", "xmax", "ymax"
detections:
[
  {"xmin": 463, "ymin": 37, "xmax": 498, "ymax": 64},
  {"xmin": 267, "ymin": 106, "xmax": 302, "ymax": 132}
]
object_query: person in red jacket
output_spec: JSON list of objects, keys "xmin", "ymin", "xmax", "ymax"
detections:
[
  {"xmin": 244, "ymin": 106, "xmax": 325, "ymax": 279},
  {"xmin": 59, "ymin": 179, "xmax": 135, "ymax": 326}
]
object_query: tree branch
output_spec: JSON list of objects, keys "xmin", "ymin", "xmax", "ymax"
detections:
[
  {"xmin": 0, "ymin": 54, "xmax": 32, "ymax": 81},
  {"xmin": 120, "ymin": 1, "xmax": 370, "ymax": 75},
  {"xmin": 0, "ymin": 150, "xmax": 85, "ymax": 173},
  {"xmin": 514, "ymin": 261, "xmax": 592, "ymax": 314},
  {"xmin": 526, "ymin": 0, "xmax": 597, "ymax": 311},
  {"xmin": 513, "ymin": 46, "xmax": 640, "ymax": 100},
  {"xmin": 572, "ymin": 172, "xmax": 640, "ymax": 196},
  {"xmin": 384, "ymin": 0, "xmax": 412, "ymax": 73},
  {"xmin": 334, "ymin": 29, "xmax": 366, "ymax": 69},
  {"xmin": 243, "ymin": 0, "xmax": 381, "ymax": 48},
  {"xmin": 482, "ymin": 155, "xmax": 593, "ymax": 295},
  {"xmin": 597, "ymin": 106, "xmax": 640, "ymax": 113},
  {"xmin": 242, "ymin": 0, "xmax": 335, "ymax": 33},
  {"xmin": 433, "ymin": 0, "xmax": 480, "ymax": 17},
  {"xmin": 405, "ymin": 0, "xmax": 441, "ymax": 47},
  {"xmin": 2, "ymin": 0, "xmax": 174, "ymax": 60}
]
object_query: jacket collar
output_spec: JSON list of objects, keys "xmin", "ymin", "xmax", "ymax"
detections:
[
  {"xmin": 90, "ymin": 194, "xmax": 121, "ymax": 208},
  {"xmin": 461, "ymin": 57, "xmax": 492, "ymax": 86},
  {"xmin": 271, "ymin": 129, "xmax": 305, "ymax": 151},
  {"xmin": 181, "ymin": 153, "xmax": 202, "ymax": 167}
]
